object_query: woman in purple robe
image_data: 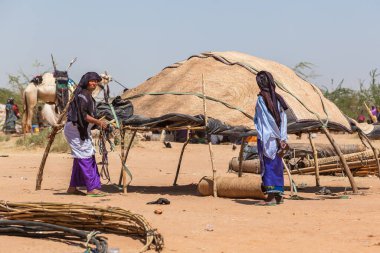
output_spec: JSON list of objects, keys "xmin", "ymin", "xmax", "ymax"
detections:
[{"xmin": 64, "ymin": 72, "xmax": 107, "ymax": 196}]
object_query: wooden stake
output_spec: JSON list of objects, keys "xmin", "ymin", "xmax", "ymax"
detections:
[
  {"xmin": 173, "ymin": 128, "xmax": 190, "ymax": 186},
  {"xmin": 283, "ymin": 159, "xmax": 297, "ymax": 196},
  {"xmin": 35, "ymin": 93, "xmax": 75, "ymax": 190},
  {"xmin": 308, "ymin": 132, "xmax": 320, "ymax": 187},
  {"xmin": 202, "ymin": 74, "xmax": 217, "ymax": 197},
  {"xmin": 238, "ymin": 137, "xmax": 245, "ymax": 177},
  {"xmin": 364, "ymin": 102, "xmax": 377, "ymax": 123},
  {"xmin": 321, "ymin": 127, "xmax": 358, "ymax": 193},
  {"xmin": 357, "ymin": 130, "xmax": 380, "ymax": 179}
]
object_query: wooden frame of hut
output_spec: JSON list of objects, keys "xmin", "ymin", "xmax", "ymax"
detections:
[{"xmin": 36, "ymin": 51, "xmax": 380, "ymax": 196}]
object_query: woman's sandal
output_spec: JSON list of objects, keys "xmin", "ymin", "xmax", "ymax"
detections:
[
  {"xmin": 254, "ymin": 201, "xmax": 277, "ymax": 206},
  {"xmin": 87, "ymin": 190, "xmax": 108, "ymax": 197}
]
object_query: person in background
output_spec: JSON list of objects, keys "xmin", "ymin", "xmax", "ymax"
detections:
[
  {"xmin": 254, "ymin": 71, "xmax": 288, "ymax": 206},
  {"xmin": 3, "ymin": 98, "xmax": 20, "ymax": 134},
  {"xmin": 64, "ymin": 72, "xmax": 108, "ymax": 196},
  {"xmin": 377, "ymin": 107, "xmax": 380, "ymax": 123},
  {"xmin": 357, "ymin": 110, "xmax": 366, "ymax": 123},
  {"xmin": 371, "ymin": 106, "xmax": 377, "ymax": 117}
]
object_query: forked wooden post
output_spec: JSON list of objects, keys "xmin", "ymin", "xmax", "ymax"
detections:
[
  {"xmin": 357, "ymin": 130, "xmax": 380, "ymax": 179},
  {"xmin": 202, "ymin": 74, "xmax": 217, "ymax": 197},
  {"xmin": 238, "ymin": 137, "xmax": 245, "ymax": 177},
  {"xmin": 308, "ymin": 132, "xmax": 320, "ymax": 187},
  {"xmin": 321, "ymin": 127, "xmax": 358, "ymax": 193},
  {"xmin": 173, "ymin": 127, "xmax": 190, "ymax": 186}
]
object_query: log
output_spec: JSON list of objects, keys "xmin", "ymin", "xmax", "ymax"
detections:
[
  {"xmin": 197, "ymin": 175, "xmax": 265, "ymax": 199},
  {"xmin": 229, "ymin": 157, "xmax": 261, "ymax": 174},
  {"xmin": 293, "ymin": 157, "xmax": 380, "ymax": 174}
]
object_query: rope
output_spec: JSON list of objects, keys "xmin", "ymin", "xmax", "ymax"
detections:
[
  {"xmin": 124, "ymin": 91, "xmax": 253, "ymax": 120},
  {"xmin": 86, "ymin": 230, "xmax": 101, "ymax": 250},
  {"xmin": 185, "ymin": 53, "xmax": 331, "ymax": 128},
  {"xmin": 98, "ymin": 126, "xmax": 115, "ymax": 183},
  {"xmin": 119, "ymin": 154, "xmax": 133, "ymax": 186}
]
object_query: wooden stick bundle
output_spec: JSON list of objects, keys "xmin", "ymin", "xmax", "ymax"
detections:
[{"xmin": 0, "ymin": 201, "xmax": 164, "ymax": 252}]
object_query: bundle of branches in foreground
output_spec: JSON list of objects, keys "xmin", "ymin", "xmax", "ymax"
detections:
[
  {"xmin": 0, "ymin": 201, "xmax": 164, "ymax": 252},
  {"xmin": 0, "ymin": 219, "xmax": 108, "ymax": 253}
]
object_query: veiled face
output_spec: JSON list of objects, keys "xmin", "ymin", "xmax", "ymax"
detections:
[{"xmin": 87, "ymin": 80, "xmax": 99, "ymax": 92}]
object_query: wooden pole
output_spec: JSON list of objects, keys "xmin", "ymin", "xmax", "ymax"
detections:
[
  {"xmin": 293, "ymin": 157, "xmax": 380, "ymax": 175},
  {"xmin": 238, "ymin": 137, "xmax": 245, "ymax": 177},
  {"xmin": 308, "ymin": 132, "xmax": 320, "ymax": 187},
  {"xmin": 283, "ymin": 159, "xmax": 297, "ymax": 196},
  {"xmin": 173, "ymin": 128, "xmax": 190, "ymax": 186},
  {"xmin": 118, "ymin": 129, "xmax": 137, "ymax": 191},
  {"xmin": 120, "ymin": 128, "xmax": 126, "ymax": 193},
  {"xmin": 202, "ymin": 74, "xmax": 217, "ymax": 197},
  {"xmin": 357, "ymin": 130, "xmax": 380, "ymax": 179},
  {"xmin": 321, "ymin": 127, "xmax": 358, "ymax": 193},
  {"xmin": 364, "ymin": 102, "xmax": 377, "ymax": 123},
  {"xmin": 35, "ymin": 94, "xmax": 74, "ymax": 190}
]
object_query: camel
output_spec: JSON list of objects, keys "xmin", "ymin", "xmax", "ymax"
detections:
[{"xmin": 22, "ymin": 72, "xmax": 112, "ymax": 133}]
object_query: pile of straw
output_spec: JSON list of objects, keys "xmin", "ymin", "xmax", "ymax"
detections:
[
  {"xmin": 122, "ymin": 51, "xmax": 351, "ymax": 132},
  {"xmin": 0, "ymin": 201, "xmax": 164, "ymax": 252}
]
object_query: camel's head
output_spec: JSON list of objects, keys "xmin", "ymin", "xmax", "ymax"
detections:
[{"xmin": 100, "ymin": 73, "xmax": 112, "ymax": 86}]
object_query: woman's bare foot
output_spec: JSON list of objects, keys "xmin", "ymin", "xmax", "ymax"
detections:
[{"xmin": 67, "ymin": 187, "xmax": 85, "ymax": 195}]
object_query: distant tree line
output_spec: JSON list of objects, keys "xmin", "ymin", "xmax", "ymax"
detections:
[
  {"xmin": 293, "ymin": 62, "xmax": 379, "ymax": 119},
  {"xmin": 1, "ymin": 61, "xmax": 378, "ymax": 121}
]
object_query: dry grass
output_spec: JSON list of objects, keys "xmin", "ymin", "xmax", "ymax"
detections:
[{"xmin": 15, "ymin": 129, "xmax": 70, "ymax": 153}]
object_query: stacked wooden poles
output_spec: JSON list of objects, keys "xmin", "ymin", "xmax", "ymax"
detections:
[
  {"xmin": 357, "ymin": 129, "xmax": 380, "ymax": 178},
  {"xmin": 321, "ymin": 127, "xmax": 358, "ymax": 193},
  {"xmin": 308, "ymin": 132, "xmax": 320, "ymax": 187},
  {"xmin": 173, "ymin": 128, "xmax": 190, "ymax": 186},
  {"xmin": 202, "ymin": 74, "xmax": 217, "ymax": 197}
]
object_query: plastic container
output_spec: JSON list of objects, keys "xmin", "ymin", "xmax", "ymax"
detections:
[{"xmin": 32, "ymin": 124, "xmax": 39, "ymax": 133}]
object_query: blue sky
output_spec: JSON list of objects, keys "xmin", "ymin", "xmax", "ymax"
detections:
[{"xmin": 0, "ymin": 0, "xmax": 379, "ymax": 96}]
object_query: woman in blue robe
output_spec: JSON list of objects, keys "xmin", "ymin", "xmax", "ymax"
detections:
[{"xmin": 254, "ymin": 71, "xmax": 288, "ymax": 205}]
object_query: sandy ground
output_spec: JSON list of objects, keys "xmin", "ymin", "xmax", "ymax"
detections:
[{"xmin": 0, "ymin": 133, "xmax": 380, "ymax": 253}]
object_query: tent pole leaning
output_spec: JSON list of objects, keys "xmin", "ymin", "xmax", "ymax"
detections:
[
  {"xmin": 173, "ymin": 127, "xmax": 190, "ymax": 186},
  {"xmin": 321, "ymin": 127, "xmax": 358, "ymax": 193},
  {"xmin": 308, "ymin": 132, "xmax": 320, "ymax": 187},
  {"xmin": 202, "ymin": 74, "xmax": 218, "ymax": 197},
  {"xmin": 35, "ymin": 93, "xmax": 74, "ymax": 190},
  {"xmin": 120, "ymin": 127, "xmax": 127, "ymax": 193},
  {"xmin": 282, "ymin": 159, "xmax": 297, "ymax": 196},
  {"xmin": 357, "ymin": 129, "xmax": 380, "ymax": 179},
  {"xmin": 238, "ymin": 137, "xmax": 245, "ymax": 177}
]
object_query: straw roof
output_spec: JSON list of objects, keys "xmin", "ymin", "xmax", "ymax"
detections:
[{"xmin": 122, "ymin": 51, "xmax": 351, "ymax": 132}]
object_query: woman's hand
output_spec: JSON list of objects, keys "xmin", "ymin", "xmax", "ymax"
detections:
[
  {"xmin": 280, "ymin": 140, "xmax": 287, "ymax": 149},
  {"xmin": 97, "ymin": 120, "xmax": 108, "ymax": 129}
]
